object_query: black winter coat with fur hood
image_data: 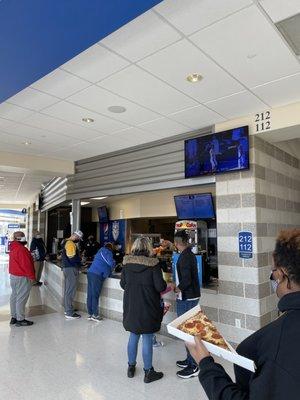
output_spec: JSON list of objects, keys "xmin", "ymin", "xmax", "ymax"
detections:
[{"xmin": 120, "ymin": 255, "xmax": 167, "ymax": 334}]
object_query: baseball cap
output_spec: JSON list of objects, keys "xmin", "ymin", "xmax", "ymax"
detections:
[{"xmin": 73, "ymin": 230, "xmax": 83, "ymax": 240}]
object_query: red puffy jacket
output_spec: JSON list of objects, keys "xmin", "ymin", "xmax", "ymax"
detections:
[{"xmin": 9, "ymin": 241, "xmax": 35, "ymax": 280}]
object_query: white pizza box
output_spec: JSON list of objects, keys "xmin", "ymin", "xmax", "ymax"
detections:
[{"xmin": 167, "ymin": 305, "xmax": 256, "ymax": 372}]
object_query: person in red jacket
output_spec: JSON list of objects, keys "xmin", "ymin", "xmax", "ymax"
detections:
[{"xmin": 9, "ymin": 231, "xmax": 35, "ymax": 327}]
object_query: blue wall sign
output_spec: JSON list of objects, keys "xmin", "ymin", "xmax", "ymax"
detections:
[
  {"xmin": 239, "ymin": 231, "xmax": 253, "ymax": 259},
  {"xmin": 8, "ymin": 223, "xmax": 20, "ymax": 229},
  {"xmin": 99, "ymin": 219, "xmax": 126, "ymax": 251}
]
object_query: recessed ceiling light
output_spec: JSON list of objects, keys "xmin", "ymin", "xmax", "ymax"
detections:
[
  {"xmin": 22, "ymin": 141, "xmax": 31, "ymax": 146},
  {"xmin": 91, "ymin": 196, "xmax": 108, "ymax": 200},
  {"xmin": 186, "ymin": 73, "xmax": 203, "ymax": 83},
  {"xmin": 108, "ymin": 106, "xmax": 126, "ymax": 113},
  {"xmin": 82, "ymin": 118, "xmax": 94, "ymax": 123}
]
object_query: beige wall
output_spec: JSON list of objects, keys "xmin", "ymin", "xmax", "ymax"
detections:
[
  {"xmin": 91, "ymin": 185, "xmax": 215, "ymax": 221},
  {"xmin": 215, "ymin": 101, "xmax": 300, "ymax": 137}
]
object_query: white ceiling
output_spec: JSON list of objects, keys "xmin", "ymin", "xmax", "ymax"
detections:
[
  {"xmin": 0, "ymin": 168, "xmax": 55, "ymax": 204},
  {"xmin": 0, "ymin": 0, "xmax": 299, "ymax": 163}
]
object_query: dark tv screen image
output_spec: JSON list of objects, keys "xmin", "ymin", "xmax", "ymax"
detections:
[
  {"xmin": 185, "ymin": 126, "xmax": 249, "ymax": 178},
  {"xmin": 174, "ymin": 193, "xmax": 215, "ymax": 220},
  {"xmin": 97, "ymin": 206, "xmax": 109, "ymax": 223}
]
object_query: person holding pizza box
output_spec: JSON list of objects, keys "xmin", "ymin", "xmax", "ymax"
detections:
[
  {"xmin": 187, "ymin": 229, "xmax": 300, "ymax": 400},
  {"xmin": 173, "ymin": 230, "xmax": 201, "ymax": 379}
]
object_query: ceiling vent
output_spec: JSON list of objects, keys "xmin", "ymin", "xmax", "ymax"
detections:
[{"xmin": 276, "ymin": 13, "xmax": 300, "ymax": 57}]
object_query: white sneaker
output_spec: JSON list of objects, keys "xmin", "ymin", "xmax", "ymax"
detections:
[
  {"xmin": 91, "ymin": 315, "xmax": 103, "ymax": 322},
  {"xmin": 87, "ymin": 315, "xmax": 92, "ymax": 320},
  {"xmin": 65, "ymin": 313, "xmax": 81, "ymax": 319}
]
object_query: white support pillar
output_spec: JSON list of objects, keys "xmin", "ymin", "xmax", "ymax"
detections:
[{"xmin": 71, "ymin": 200, "xmax": 81, "ymax": 232}]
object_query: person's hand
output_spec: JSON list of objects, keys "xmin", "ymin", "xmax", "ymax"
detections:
[{"xmin": 186, "ymin": 336, "xmax": 211, "ymax": 364}]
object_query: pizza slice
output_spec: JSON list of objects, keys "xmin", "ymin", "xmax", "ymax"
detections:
[{"xmin": 178, "ymin": 310, "xmax": 229, "ymax": 350}]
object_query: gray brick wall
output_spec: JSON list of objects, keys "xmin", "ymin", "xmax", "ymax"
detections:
[{"xmin": 213, "ymin": 135, "xmax": 300, "ymax": 344}]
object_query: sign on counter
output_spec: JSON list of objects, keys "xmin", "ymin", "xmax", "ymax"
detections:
[{"xmin": 239, "ymin": 231, "xmax": 253, "ymax": 259}]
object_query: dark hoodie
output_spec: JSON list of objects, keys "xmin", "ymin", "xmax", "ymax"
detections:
[
  {"xmin": 120, "ymin": 255, "xmax": 167, "ymax": 334},
  {"xmin": 199, "ymin": 291, "xmax": 300, "ymax": 400}
]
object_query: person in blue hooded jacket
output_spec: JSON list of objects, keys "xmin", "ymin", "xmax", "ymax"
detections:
[{"xmin": 87, "ymin": 243, "xmax": 116, "ymax": 321}]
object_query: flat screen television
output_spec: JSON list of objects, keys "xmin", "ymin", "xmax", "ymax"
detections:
[
  {"xmin": 97, "ymin": 206, "xmax": 109, "ymax": 223},
  {"xmin": 185, "ymin": 126, "xmax": 249, "ymax": 178},
  {"xmin": 174, "ymin": 193, "xmax": 215, "ymax": 220}
]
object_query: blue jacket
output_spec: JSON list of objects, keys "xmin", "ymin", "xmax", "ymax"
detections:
[{"xmin": 88, "ymin": 247, "xmax": 116, "ymax": 279}]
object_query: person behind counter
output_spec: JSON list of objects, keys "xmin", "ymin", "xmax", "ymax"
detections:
[
  {"xmin": 173, "ymin": 230, "xmax": 201, "ymax": 379},
  {"xmin": 9, "ymin": 231, "xmax": 35, "ymax": 327},
  {"xmin": 30, "ymin": 230, "xmax": 47, "ymax": 286},
  {"xmin": 187, "ymin": 229, "xmax": 300, "ymax": 400},
  {"xmin": 83, "ymin": 235, "xmax": 100, "ymax": 260},
  {"xmin": 120, "ymin": 236, "xmax": 167, "ymax": 384},
  {"xmin": 61, "ymin": 230, "xmax": 83, "ymax": 320},
  {"xmin": 87, "ymin": 243, "xmax": 116, "ymax": 322}
]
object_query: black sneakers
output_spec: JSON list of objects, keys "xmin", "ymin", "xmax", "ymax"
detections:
[
  {"xmin": 65, "ymin": 312, "xmax": 81, "ymax": 319},
  {"xmin": 15, "ymin": 319, "xmax": 34, "ymax": 327},
  {"xmin": 176, "ymin": 366, "xmax": 199, "ymax": 379},
  {"xmin": 144, "ymin": 367, "xmax": 164, "ymax": 383},
  {"xmin": 127, "ymin": 364, "xmax": 136, "ymax": 378},
  {"xmin": 176, "ymin": 359, "xmax": 189, "ymax": 369},
  {"xmin": 10, "ymin": 317, "xmax": 17, "ymax": 325}
]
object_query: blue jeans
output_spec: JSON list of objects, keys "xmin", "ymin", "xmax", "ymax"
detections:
[
  {"xmin": 176, "ymin": 299, "xmax": 199, "ymax": 368},
  {"xmin": 127, "ymin": 332, "xmax": 153, "ymax": 370},
  {"xmin": 87, "ymin": 272, "xmax": 105, "ymax": 316}
]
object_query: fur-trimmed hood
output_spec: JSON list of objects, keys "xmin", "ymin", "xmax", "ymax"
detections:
[{"xmin": 123, "ymin": 255, "xmax": 159, "ymax": 267}]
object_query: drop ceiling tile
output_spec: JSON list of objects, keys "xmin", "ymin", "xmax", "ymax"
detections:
[
  {"xmin": 61, "ymin": 44, "xmax": 129, "ymax": 83},
  {"xmin": 68, "ymin": 85, "xmax": 160, "ymax": 125},
  {"xmin": 0, "ymin": 117, "xmax": 15, "ymax": 129},
  {"xmin": 138, "ymin": 39, "xmax": 244, "ymax": 103},
  {"xmin": 41, "ymin": 101, "xmax": 128, "ymax": 134},
  {"xmin": 0, "ymin": 103, "xmax": 34, "ymax": 122},
  {"xmin": 101, "ymin": 10, "xmax": 181, "ymax": 62},
  {"xmin": 7, "ymin": 88, "xmax": 59, "ymax": 111},
  {"xmin": 252, "ymin": 73, "xmax": 300, "ymax": 107},
  {"xmin": 155, "ymin": 0, "xmax": 252, "ymax": 35},
  {"xmin": 0, "ymin": 131, "xmax": 61, "ymax": 153},
  {"xmin": 206, "ymin": 91, "xmax": 268, "ymax": 119},
  {"xmin": 169, "ymin": 104, "xmax": 226, "ymax": 129},
  {"xmin": 23, "ymin": 113, "xmax": 105, "ymax": 140},
  {"xmin": 259, "ymin": 0, "xmax": 300, "ymax": 23},
  {"xmin": 139, "ymin": 117, "xmax": 189, "ymax": 138},
  {"xmin": 112, "ymin": 127, "xmax": 160, "ymax": 146},
  {"xmin": 71, "ymin": 137, "xmax": 129, "ymax": 158},
  {"xmin": 31, "ymin": 69, "xmax": 91, "ymax": 99},
  {"xmin": 100, "ymin": 65, "xmax": 198, "ymax": 114},
  {"xmin": 1, "ymin": 122, "xmax": 82, "ymax": 146},
  {"xmin": 190, "ymin": 5, "xmax": 300, "ymax": 87}
]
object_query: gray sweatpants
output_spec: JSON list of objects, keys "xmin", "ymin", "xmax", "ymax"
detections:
[
  {"xmin": 63, "ymin": 267, "xmax": 79, "ymax": 316},
  {"xmin": 10, "ymin": 275, "xmax": 32, "ymax": 321}
]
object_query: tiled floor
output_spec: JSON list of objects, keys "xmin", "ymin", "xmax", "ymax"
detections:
[{"xmin": 0, "ymin": 254, "xmax": 234, "ymax": 400}]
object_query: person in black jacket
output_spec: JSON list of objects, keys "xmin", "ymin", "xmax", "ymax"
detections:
[
  {"xmin": 187, "ymin": 228, "xmax": 300, "ymax": 400},
  {"xmin": 173, "ymin": 230, "xmax": 201, "ymax": 379},
  {"xmin": 30, "ymin": 230, "xmax": 47, "ymax": 286},
  {"xmin": 120, "ymin": 236, "xmax": 167, "ymax": 384}
]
